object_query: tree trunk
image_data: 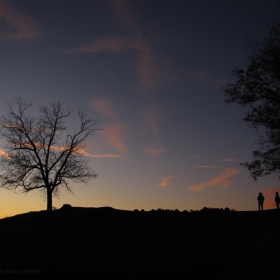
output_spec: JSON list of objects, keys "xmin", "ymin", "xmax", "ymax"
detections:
[{"xmin": 47, "ymin": 188, "xmax": 52, "ymax": 212}]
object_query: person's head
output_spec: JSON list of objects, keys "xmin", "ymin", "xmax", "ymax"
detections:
[
  {"xmin": 259, "ymin": 192, "xmax": 262, "ymax": 195},
  {"xmin": 276, "ymin": 192, "xmax": 279, "ymax": 195}
]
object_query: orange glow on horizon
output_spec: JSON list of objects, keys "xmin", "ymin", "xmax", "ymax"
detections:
[{"xmin": 264, "ymin": 188, "xmax": 280, "ymax": 208}]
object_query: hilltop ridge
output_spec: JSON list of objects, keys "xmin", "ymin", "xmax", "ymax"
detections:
[{"xmin": 0, "ymin": 206, "xmax": 279, "ymax": 279}]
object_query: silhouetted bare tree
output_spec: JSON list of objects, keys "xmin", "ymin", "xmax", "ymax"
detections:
[
  {"xmin": 222, "ymin": 22, "xmax": 280, "ymax": 180},
  {"xmin": 0, "ymin": 97, "xmax": 99, "ymax": 212}
]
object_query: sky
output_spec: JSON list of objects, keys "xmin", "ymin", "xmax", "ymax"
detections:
[{"xmin": 0, "ymin": 0, "xmax": 280, "ymax": 218}]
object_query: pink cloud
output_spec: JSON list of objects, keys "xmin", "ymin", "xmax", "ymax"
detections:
[
  {"xmin": 72, "ymin": 36, "xmax": 134, "ymax": 54},
  {"xmin": 220, "ymin": 158, "xmax": 238, "ymax": 162},
  {"xmin": 66, "ymin": 146, "xmax": 122, "ymax": 159},
  {"xmin": 70, "ymin": 0, "xmax": 178, "ymax": 89},
  {"xmin": 0, "ymin": 143, "xmax": 121, "ymax": 159},
  {"xmin": 143, "ymin": 104, "xmax": 161, "ymax": 138},
  {"xmin": 66, "ymin": 0, "xmax": 178, "ymax": 88},
  {"xmin": 190, "ymin": 166, "xmax": 240, "ymax": 192},
  {"xmin": 71, "ymin": 34, "xmax": 167, "ymax": 87},
  {"xmin": 91, "ymin": 98, "xmax": 128, "ymax": 155},
  {"xmin": 110, "ymin": 0, "xmax": 138, "ymax": 32},
  {"xmin": 63, "ymin": 146, "xmax": 122, "ymax": 159},
  {"xmin": 135, "ymin": 38, "xmax": 167, "ymax": 87},
  {"xmin": 0, "ymin": 1, "xmax": 41, "ymax": 42},
  {"xmin": 158, "ymin": 175, "xmax": 172, "ymax": 187},
  {"xmin": 195, "ymin": 165, "xmax": 226, "ymax": 169},
  {"xmin": 92, "ymin": 98, "xmax": 115, "ymax": 118},
  {"xmin": 100, "ymin": 123, "xmax": 128, "ymax": 154},
  {"xmin": 143, "ymin": 147, "xmax": 163, "ymax": 157},
  {"xmin": 109, "ymin": 0, "xmax": 174, "ymax": 87},
  {"xmin": 80, "ymin": 153, "xmax": 122, "ymax": 159}
]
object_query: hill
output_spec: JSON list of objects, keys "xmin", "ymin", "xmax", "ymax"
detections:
[{"xmin": 0, "ymin": 206, "xmax": 279, "ymax": 279}]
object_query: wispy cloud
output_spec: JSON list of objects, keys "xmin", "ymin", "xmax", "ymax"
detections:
[
  {"xmin": 187, "ymin": 155, "xmax": 239, "ymax": 163},
  {"xmin": 112, "ymin": 0, "xmax": 228, "ymax": 88},
  {"xmin": 110, "ymin": 0, "xmax": 139, "ymax": 32},
  {"xmin": 195, "ymin": 165, "xmax": 226, "ymax": 169},
  {"xmin": 158, "ymin": 175, "xmax": 172, "ymax": 187},
  {"xmin": 142, "ymin": 105, "xmax": 165, "ymax": 158},
  {"xmin": 110, "ymin": 0, "xmax": 177, "ymax": 87},
  {"xmin": 100, "ymin": 123, "xmax": 128, "ymax": 154},
  {"xmin": 189, "ymin": 165, "xmax": 240, "ymax": 192},
  {"xmin": 143, "ymin": 104, "xmax": 161, "ymax": 138},
  {"xmin": 143, "ymin": 148, "xmax": 163, "ymax": 157},
  {"xmin": 135, "ymin": 37, "xmax": 167, "ymax": 87},
  {"xmin": 81, "ymin": 153, "xmax": 122, "ymax": 159},
  {"xmin": 0, "ymin": 144, "xmax": 121, "ymax": 159},
  {"xmin": 92, "ymin": 97, "xmax": 115, "ymax": 118},
  {"xmin": 68, "ymin": 146, "xmax": 122, "ymax": 159},
  {"xmin": 91, "ymin": 97, "xmax": 128, "ymax": 155},
  {"xmin": 185, "ymin": 68, "xmax": 228, "ymax": 86},
  {"xmin": 219, "ymin": 158, "xmax": 238, "ymax": 162},
  {"xmin": 68, "ymin": 0, "xmax": 171, "ymax": 87},
  {"xmin": 71, "ymin": 35, "xmax": 165, "ymax": 87},
  {"xmin": 0, "ymin": 1, "xmax": 41, "ymax": 42},
  {"xmin": 71, "ymin": 35, "xmax": 133, "ymax": 54}
]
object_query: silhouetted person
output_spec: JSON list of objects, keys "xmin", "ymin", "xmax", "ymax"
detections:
[
  {"xmin": 275, "ymin": 192, "xmax": 280, "ymax": 209},
  {"xmin": 257, "ymin": 192, "xmax": 265, "ymax": 211}
]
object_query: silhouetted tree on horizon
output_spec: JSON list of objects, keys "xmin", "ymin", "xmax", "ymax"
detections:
[
  {"xmin": 222, "ymin": 22, "xmax": 280, "ymax": 180},
  {"xmin": 0, "ymin": 96, "xmax": 100, "ymax": 212}
]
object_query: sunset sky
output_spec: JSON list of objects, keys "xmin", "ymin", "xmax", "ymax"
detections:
[{"xmin": 0, "ymin": 0, "xmax": 280, "ymax": 218}]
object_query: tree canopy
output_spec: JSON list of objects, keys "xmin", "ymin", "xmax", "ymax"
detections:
[
  {"xmin": 222, "ymin": 23, "xmax": 280, "ymax": 180},
  {"xmin": 0, "ymin": 97, "xmax": 99, "ymax": 211}
]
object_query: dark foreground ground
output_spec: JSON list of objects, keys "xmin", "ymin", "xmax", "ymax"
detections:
[{"xmin": 0, "ymin": 206, "xmax": 279, "ymax": 280}]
